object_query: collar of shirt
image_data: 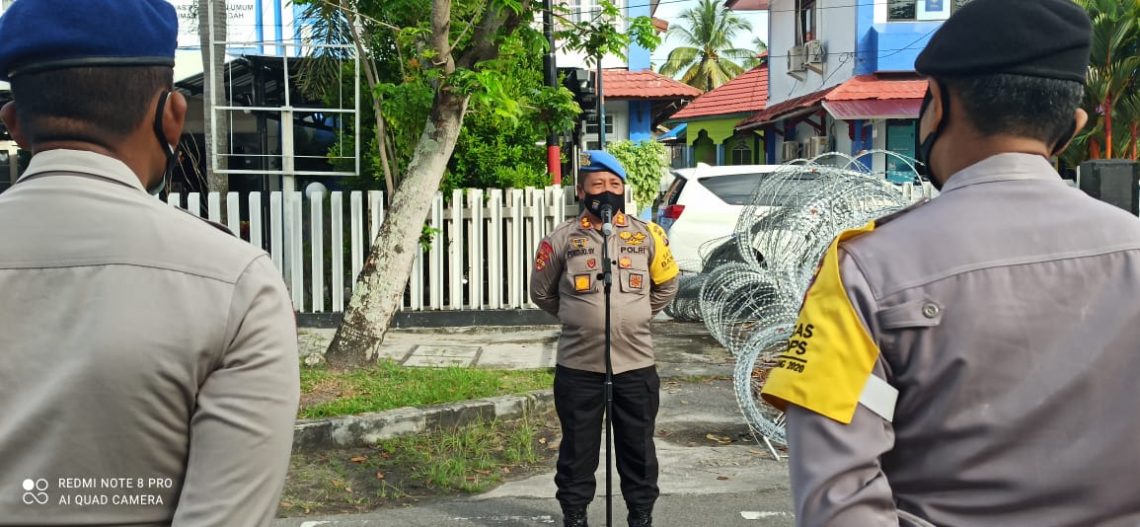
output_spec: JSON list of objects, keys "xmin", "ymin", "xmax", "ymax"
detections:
[
  {"xmin": 939, "ymin": 153, "xmax": 1062, "ymax": 194},
  {"xmin": 18, "ymin": 149, "xmax": 146, "ymax": 192},
  {"xmin": 578, "ymin": 211, "xmax": 628, "ymax": 230}
]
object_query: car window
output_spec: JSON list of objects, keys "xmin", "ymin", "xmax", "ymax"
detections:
[
  {"xmin": 697, "ymin": 174, "xmax": 770, "ymax": 205},
  {"xmin": 699, "ymin": 173, "xmax": 818, "ymax": 206}
]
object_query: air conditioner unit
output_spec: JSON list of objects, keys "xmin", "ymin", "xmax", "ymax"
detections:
[
  {"xmin": 805, "ymin": 40, "xmax": 826, "ymax": 65},
  {"xmin": 808, "ymin": 136, "xmax": 830, "ymax": 158},
  {"xmin": 788, "ymin": 46, "xmax": 806, "ymax": 73},
  {"xmin": 781, "ymin": 141, "xmax": 801, "ymax": 161}
]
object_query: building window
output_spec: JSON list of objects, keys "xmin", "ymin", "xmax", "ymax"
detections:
[
  {"xmin": 729, "ymin": 137, "xmax": 752, "ymax": 165},
  {"xmin": 584, "ymin": 113, "xmax": 614, "ymax": 135},
  {"xmin": 889, "ymin": 0, "xmax": 973, "ymax": 21},
  {"xmin": 797, "ymin": 0, "xmax": 816, "ymax": 44},
  {"xmin": 885, "ymin": 120, "xmax": 919, "ymax": 183}
]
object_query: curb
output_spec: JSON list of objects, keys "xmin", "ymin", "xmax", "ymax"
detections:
[{"xmin": 292, "ymin": 389, "xmax": 555, "ymax": 453}]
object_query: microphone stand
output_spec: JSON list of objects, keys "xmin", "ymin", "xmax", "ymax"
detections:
[{"xmin": 599, "ymin": 207, "xmax": 615, "ymax": 527}]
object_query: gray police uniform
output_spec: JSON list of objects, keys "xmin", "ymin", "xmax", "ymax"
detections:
[
  {"xmin": 0, "ymin": 150, "xmax": 300, "ymax": 526},
  {"xmin": 769, "ymin": 154, "xmax": 1140, "ymax": 526},
  {"xmin": 530, "ymin": 210, "xmax": 679, "ymax": 512},
  {"xmin": 531, "ymin": 211, "xmax": 680, "ymax": 374}
]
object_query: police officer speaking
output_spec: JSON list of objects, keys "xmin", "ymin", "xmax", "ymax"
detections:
[
  {"xmin": 531, "ymin": 151, "xmax": 679, "ymax": 527},
  {"xmin": 762, "ymin": 0, "xmax": 1140, "ymax": 526},
  {"xmin": 0, "ymin": 1, "xmax": 299, "ymax": 525}
]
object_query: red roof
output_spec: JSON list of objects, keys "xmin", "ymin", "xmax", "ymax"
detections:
[
  {"xmin": 821, "ymin": 76, "xmax": 926, "ymax": 120},
  {"xmin": 826, "ymin": 76, "xmax": 927, "ymax": 102},
  {"xmin": 825, "ymin": 99, "xmax": 923, "ymax": 120},
  {"xmin": 737, "ymin": 86, "xmax": 836, "ymax": 130},
  {"xmin": 725, "ymin": 0, "xmax": 769, "ymax": 10},
  {"xmin": 667, "ymin": 64, "xmax": 768, "ymax": 121},
  {"xmin": 602, "ymin": 70, "xmax": 702, "ymax": 100}
]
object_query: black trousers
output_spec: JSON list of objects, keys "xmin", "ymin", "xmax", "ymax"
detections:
[{"xmin": 553, "ymin": 364, "xmax": 660, "ymax": 510}]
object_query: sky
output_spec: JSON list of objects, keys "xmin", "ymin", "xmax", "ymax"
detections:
[{"xmin": 650, "ymin": 1, "xmax": 770, "ymax": 73}]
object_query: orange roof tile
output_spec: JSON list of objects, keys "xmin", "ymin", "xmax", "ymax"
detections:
[
  {"xmin": 602, "ymin": 69, "xmax": 703, "ymax": 100},
  {"xmin": 736, "ymin": 85, "xmax": 835, "ymax": 130},
  {"xmin": 826, "ymin": 75, "xmax": 928, "ymax": 101},
  {"xmin": 667, "ymin": 64, "xmax": 769, "ymax": 121}
]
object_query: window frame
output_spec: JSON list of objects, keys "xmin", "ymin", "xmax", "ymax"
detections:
[
  {"xmin": 888, "ymin": 0, "xmax": 973, "ymax": 22},
  {"xmin": 796, "ymin": 0, "xmax": 817, "ymax": 45}
]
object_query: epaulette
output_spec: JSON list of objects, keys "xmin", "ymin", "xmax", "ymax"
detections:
[
  {"xmin": 875, "ymin": 198, "xmax": 929, "ymax": 227},
  {"xmin": 174, "ymin": 205, "xmax": 236, "ymax": 237}
]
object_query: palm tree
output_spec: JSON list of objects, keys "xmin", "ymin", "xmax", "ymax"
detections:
[
  {"xmin": 658, "ymin": 0, "xmax": 753, "ymax": 91},
  {"xmin": 1069, "ymin": 0, "xmax": 1139, "ymax": 160},
  {"xmin": 740, "ymin": 36, "xmax": 768, "ymax": 69}
]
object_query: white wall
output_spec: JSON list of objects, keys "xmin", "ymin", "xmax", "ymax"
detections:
[
  {"xmin": 871, "ymin": 120, "xmax": 887, "ymax": 173},
  {"xmin": 767, "ymin": 0, "xmax": 858, "ymax": 106},
  {"xmin": 584, "ymin": 101, "xmax": 630, "ymax": 149}
]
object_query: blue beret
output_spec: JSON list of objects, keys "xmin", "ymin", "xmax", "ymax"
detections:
[
  {"xmin": 579, "ymin": 150, "xmax": 627, "ymax": 181},
  {"xmin": 0, "ymin": 0, "xmax": 178, "ymax": 82},
  {"xmin": 916, "ymin": 0, "xmax": 1091, "ymax": 83}
]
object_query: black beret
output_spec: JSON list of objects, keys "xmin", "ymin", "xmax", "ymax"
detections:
[
  {"xmin": 0, "ymin": 0, "xmax": 178, "ymax": 82},
  {"xmin": 915, "ymin": 0, "xmax": 1093, "ymax": 83}
]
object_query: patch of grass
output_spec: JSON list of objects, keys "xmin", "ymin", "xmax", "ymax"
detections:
[
  {"xmin": 377, "ymin": 417, "xmax": 544, "ymax": 494},
  {"xmin": 299, "ymin": 361, "xmax": 554, "ymax": 419},
  {"xmin": 279, "ymin": 413, "xmax": 561, "ymax": 517}
]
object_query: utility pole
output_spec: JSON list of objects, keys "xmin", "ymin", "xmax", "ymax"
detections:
[
  {"xmin": 543, "ymin": 0, "xmax": 562, "ymax": 185},
  {"xmin": 596, "ymin": 60, "xmax": 605, "ymax": 149}
]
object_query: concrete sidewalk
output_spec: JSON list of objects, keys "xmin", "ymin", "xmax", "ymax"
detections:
[{"xmin": 299, "ymin": 321, "xmax": 736, "ymax": 379}]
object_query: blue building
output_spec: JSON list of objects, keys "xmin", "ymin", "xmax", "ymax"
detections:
[{"xmin": 735, "ymin": 0, "xmax": 972, "ymax": 178}]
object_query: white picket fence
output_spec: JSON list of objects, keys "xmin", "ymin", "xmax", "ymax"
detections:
[{"xmin": 167, "ymin": 187, "xmax": 633, "ymax": 314}]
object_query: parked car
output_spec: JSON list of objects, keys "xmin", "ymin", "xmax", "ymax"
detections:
[{"xmin": 653, "ymin": 163, "xmax": 787, "ymax": 274}]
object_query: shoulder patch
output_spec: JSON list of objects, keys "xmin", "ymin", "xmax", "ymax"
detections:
[
  {"xmin": 647, "ymin": 222, "xmax": 679, "ymax": 284},
  {"xmin": 760, "ymin": 222, "xmax": 879, "ymax": 424}
]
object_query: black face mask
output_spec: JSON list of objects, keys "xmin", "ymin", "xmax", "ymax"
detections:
[
  {"xmin": 917, "ymin": 84, "xmax": 949, "ymax": 190},
  {"xmin": 583, "ymin": 191, "xmax": 624, "ymax": 220},
  {"xmin": 150, "ymin": 91, "xmax": 180, "ymax": 197}
]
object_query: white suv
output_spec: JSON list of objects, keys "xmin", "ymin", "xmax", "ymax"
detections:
[{"xmin": 654, "ymin": 164, "xmax": 786, "ymax": 274}]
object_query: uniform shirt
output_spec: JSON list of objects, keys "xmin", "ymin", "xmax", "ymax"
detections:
[
  {"xmin": 531, "ymin": 211, "xmax": 679, "ymax": 374},
  {"xmin": 0, "ymin": 150, "xmax": 300, "ymax": 526},
  {"xmin": 763, "ymin": 153, "xmax": 1140, "ymax": 527}
]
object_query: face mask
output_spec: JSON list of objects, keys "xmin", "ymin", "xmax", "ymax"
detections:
[
  {"xmin": 150, "ymin": 91, "xmax": 180, "ymax": 196},
  {"xmin": 583, "ymin": 190, "xmax": 624, "ymax": 220},
  {"xmin": 916, "ymin": 83, "xmax": 949, "ymax": 190}
]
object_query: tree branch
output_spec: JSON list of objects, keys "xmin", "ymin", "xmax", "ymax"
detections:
[
  {"xmin": 432, "ymin": 0, "xmax": 456, "ymax": 73},
  {"xmin": 319, "ymin": 0, "xmax": 402, "ymax": 33},
  {"xmin": 456, "ymin": 0, "xmax": 534, "ymax": 69}
]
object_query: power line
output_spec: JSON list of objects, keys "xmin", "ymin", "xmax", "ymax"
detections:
[{"xmin": 572, "ymin": 0, "xmax": 952, "ymax": 18}]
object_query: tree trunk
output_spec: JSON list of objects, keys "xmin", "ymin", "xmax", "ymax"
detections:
[
  {"xmin": 324, "ymin": 87, "xmax": 468, "ymax": 368},
  {"xmin": 199, "ymin": 0, "xmax": 230, "ymax": 194},
  {"xmin": 1130, "ymin": 123, "xmax": 1137, "ymax": 160},
  {"xmin": 1105, "ymin": 94, "xmax": 1114, "ymax": 159},
  {"xmin": 340, "ymin": 1, "xmax": 396, "ymax": 199}
]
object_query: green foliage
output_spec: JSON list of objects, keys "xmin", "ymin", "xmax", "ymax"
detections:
[
  {"xmin": 420, "ymin": 225, "xmax": 442, "ymax": 252},
  {"xmin": 658, "ymin": 0, "xmax": 752, "ymax": 90},
  {"xmin": 556, "ymin": 0, "xmax": 660, "ymax": 65},
  {"xmin": 1062, "ymin": 0, "xmax": 1140, "ymax": 164},
  {"xmin": 297, "ymin": 0, "xmax": 649, "ymax": 195},
  {"xmin": 606, "ymin": 140, "xmax": 667, "ymax": 209}
]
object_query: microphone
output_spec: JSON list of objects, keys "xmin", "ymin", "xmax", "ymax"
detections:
[{"xmin": 601, "ymin": 204, "xmax": 614, "ymax": 236}]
